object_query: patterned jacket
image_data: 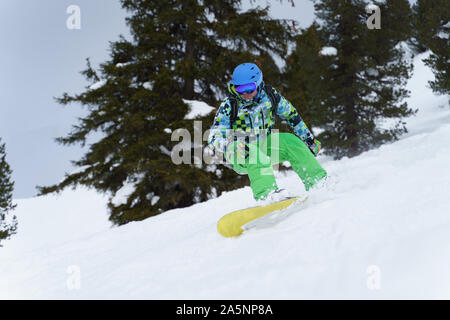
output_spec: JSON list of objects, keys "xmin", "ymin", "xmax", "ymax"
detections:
[{"xmin": 208, "ymin": 85, "xmax": 314, "ymax": 154}]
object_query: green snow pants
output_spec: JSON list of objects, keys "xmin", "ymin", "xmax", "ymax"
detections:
[{"xmin": 227, "ymin": 132, "xmax": 327, "ymax": 200}]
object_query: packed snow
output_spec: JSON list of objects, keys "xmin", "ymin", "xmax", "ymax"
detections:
[{"xmin": 1, "ymin": 52, "xmax": 450, "ymax": 299}]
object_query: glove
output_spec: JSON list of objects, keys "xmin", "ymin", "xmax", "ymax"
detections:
[
  {"xmin": 225, "ymin": 140, "xmax": 248, "ymax": 163},
  {"xmin": 306, "ymin": 138, "xmax": 321, "ymax": 156}
]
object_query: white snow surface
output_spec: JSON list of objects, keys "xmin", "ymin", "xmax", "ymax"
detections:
[
  {"xmin": 1, "ymin": 53, "xmax": 450, "ymax": 299},
  {"xmin": 183, "ymin": 99, "xmax": 215, "ymax": 119},
  {"xmin": 437, "ymin": 31, "xmax": 449, "ymax": 40},
  {"xmin": 320, "ymin": 47, "xmax": 338, "ymax": 56},
  {"xmin": 89, "ymin": 79, "xmax": 106, "ymax": 90},
  {"xmin": 366, "ymin": 3, "xmax": 380, "ymax": 12}
]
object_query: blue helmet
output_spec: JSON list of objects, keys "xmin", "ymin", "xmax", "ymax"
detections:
[{"xmin": 231, "ymin": 63, "xmax": 263, "ymax": 86}]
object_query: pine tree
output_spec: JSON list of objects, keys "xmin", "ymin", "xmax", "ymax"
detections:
[
  {"xmin": 0, "ymin": 139, "xmax": 17, "ymax": 246},
  {"xmin": 414, "ymin": 0, "xmax": 450, "ymax": 97},
  {"xmin": 305, "ymin": 0, "xmax": 415, "ymax": 159},
  {"xmin": 37, "ymin": 0, "xmax": 291, "ymax": 225},
  {"xmin": 283, "ymin": 23, "xmax": 325, "ymax": 129},
  {"xmin": 409, "ymin": 0, "xmax": 429, "ymax": 54}
]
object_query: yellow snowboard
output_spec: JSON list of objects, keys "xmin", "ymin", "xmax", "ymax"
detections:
[{"xmin": 217, "ymin": 195, "xmax": 308, "ymax": 237}]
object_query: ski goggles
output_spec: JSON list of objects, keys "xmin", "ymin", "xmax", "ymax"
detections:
[{"xmin": 234, "ymin": 82, "xmax": 257, "ymax": 94}]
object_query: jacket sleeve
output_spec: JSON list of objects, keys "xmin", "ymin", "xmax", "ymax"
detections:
[
  {"xmin": 273, "ymin": 89, "xmax": 314, "ymax": 143},
  {"xmin": 208, "ymin": 100, "xmax": 232, "ymax": 154}
]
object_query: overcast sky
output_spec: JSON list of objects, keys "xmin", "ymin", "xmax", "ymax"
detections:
[
  {"xmin": 0, "ymin": 0, "xmax": 131, "ymax": 198},
  {"xmin": 0, "ymin": 0, "xmax": 316, "ymax": 198}
]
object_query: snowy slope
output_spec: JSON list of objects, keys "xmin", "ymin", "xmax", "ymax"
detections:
[{"xmin": 1, "ymin": 52, "xmax": 449, "ymax": 299}]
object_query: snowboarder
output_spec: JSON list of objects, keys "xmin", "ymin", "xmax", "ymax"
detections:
[{"xmin": 208, "ymin": 63, "xmax": 327, "ymax": 202}]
